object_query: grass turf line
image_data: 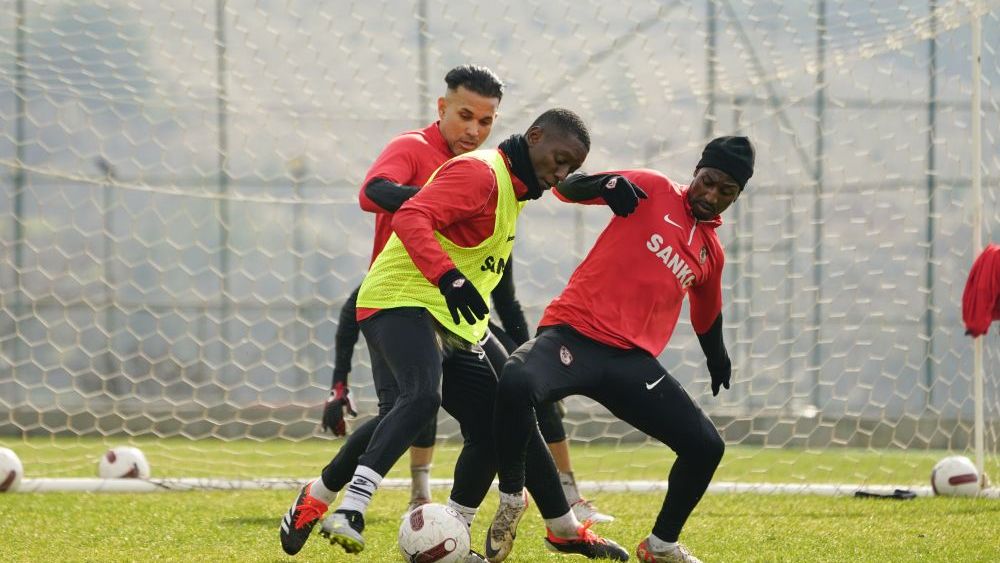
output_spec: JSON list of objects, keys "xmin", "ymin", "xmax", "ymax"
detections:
[{"xmin": 2, "ymin": 488, "xmax": 999, "ymax": 562}]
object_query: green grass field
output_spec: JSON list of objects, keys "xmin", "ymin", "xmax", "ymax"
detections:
[{"xmin": 2, "ymin": 437, "xmax": 999, "ymax": 561}]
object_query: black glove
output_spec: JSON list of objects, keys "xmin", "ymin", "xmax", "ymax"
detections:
[
  {"xmin": 321, "ymin": 382, "xmax": 357, "ymax": 436},
  {"xmin": 709, "ymin": 355, "xmax": 732, "ymax": 397},
  {"xmin": 438, "ymin": 268, "xmax": 489, "ymax": 325},
  {"xmin": 600, "ymin": 175, "xmax": 648, "ymax": 217}
]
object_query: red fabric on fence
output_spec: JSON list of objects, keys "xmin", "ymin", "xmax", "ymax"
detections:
[{"xmin": 962, "ymin": 244, "xmax": 1000, "ymax": 337}]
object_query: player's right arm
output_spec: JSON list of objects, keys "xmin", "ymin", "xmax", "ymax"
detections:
[
  {"xmin": 554, "ymin": 171, "xmax": 648, "ymax": 217},
  {"xmin": 391, "ymin": 157, "xmax": 497, "ymax": 285},
  {"xmin": 392, "ymin": 158, "xmax": 496, "ymax": 324},
  {"xmin": 358, "ymin": 135, "xmax": 424, "ymax": 214}
]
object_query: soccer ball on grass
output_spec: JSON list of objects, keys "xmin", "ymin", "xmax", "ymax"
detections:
[
  {"xmin": 398, "ymin": 503, "xmax": 470, "ymax": 563},
  {"xmin": 931, "ymin": 455, "xmax": 981, "ymax": 497},
  {"xmin": 98, "ymin": 446, "xmax": 151, "ymax": 479},
  {"xmin": 0, "ymin": 447, "xmax": 23, "ymax": 492}
]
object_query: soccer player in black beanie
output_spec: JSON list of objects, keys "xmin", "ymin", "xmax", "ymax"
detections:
[{"xmin": 487, "ymin": 136, "xmax": 754, "ymax": 563}]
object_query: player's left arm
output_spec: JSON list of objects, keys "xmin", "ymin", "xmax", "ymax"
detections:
[
  {"xmin": 554, "ymin": 171, "xmax": 648, "ymax": 217},
  {"xmin": 689, "ymin": 247, "xmax": 731, "ymax": 396}
]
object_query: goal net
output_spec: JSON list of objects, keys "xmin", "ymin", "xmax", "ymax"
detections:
[{"xmin": 1, "ymin": 0, "xmax": 998, "ymax": 492}]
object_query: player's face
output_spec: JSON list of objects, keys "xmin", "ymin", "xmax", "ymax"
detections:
[
  {"xmin": 688, "ymin": 167, "xmax": 741, "ymax": 220},
  {"xmin": 437, "ymin": 86, "xmax": 500, "ymax": 156},
  {"xmin": 524, "ymin": 126, "xmax": 589, "ymax": 191}
]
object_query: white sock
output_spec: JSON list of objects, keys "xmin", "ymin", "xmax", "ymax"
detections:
[
  {"xmin": 544, "ymin": 509, "xmax": 582, "ymax": 538},
  {"xmin": 337, "ymin": 465, "xmax": 383, "ymax": 515},
  {"xmin": 309, "ymin": 476, "xmax": 337, "ymax": 504},
  {"xmin": 647, "ymin": 533, "xmax": 677, "ymax": 551},
  {"xmin": 411, "ymin": 464, "xmax": 432, "ymax": 501},
  {"xmin": 559, "ymin": 471, "xmax": 582, "ymax": 504},
  {"xmin": 446, "ymin": 498, "xmax": 478, "ymax": 528}
]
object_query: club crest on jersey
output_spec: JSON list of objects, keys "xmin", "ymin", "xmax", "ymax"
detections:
[
  {"xmin": 559, "ymin": 345, "xmax": 573, "ymax": 366},
  {"xmin": 699, "ymin": 246, "xmax": 708, "ymax": 264}
]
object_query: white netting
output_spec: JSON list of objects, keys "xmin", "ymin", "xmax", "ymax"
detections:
[{"xmin": 1, "ymin": 0, "xmax": 998, "ymax": 485}]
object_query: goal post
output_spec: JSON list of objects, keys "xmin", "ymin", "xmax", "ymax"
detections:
[{"xmin": 1, "ymin": 0, "xmax": 998, "ymax": 493}]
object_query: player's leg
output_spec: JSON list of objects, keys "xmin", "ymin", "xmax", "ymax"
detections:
[
  {"xmin": 489, "ymin": 328, "xmax": 628, "ymax": 562},
  {"xmin": 437, "ymin": 343, "xmax": 500, "ymax": 529},
  {"xmin": 406, "ymin": 419, "xmax": 437, "ymax": 514},
  {"xmin": 488, "ymin": 321, "xmax": 614, "ymax": 524},
  {"xmin": 593, "ymin": 353, "xmax": 724, "ymax": 563},
  {"xmin": 320, "ymin": 307, "xmax": 445, "ymax": 554},
  {"xmin": 537, "ymin": 404, "xmax": 615, "ymax": 524},
  {"xmin": 480, "ymin": 330, "xmax": 572, "ymax": 522},
  {"xmin": 279, "ymin": 350, "xmax": 390, "ymax": 556}
]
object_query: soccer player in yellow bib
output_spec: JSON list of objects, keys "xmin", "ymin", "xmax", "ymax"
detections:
[{"xmin": 320, "ymin": 109, "xmax": 633, "ymax": 560}]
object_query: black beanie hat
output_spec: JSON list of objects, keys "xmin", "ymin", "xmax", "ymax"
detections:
[{"xmin": 696, "ymin": 136, "xmax": 755, "ymax": 189}]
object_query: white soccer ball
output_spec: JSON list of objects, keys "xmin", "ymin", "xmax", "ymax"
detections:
[
  {"xmin": 98, "ymin": 446, "xmax": 151, "ymax": 479},
  {"xmin": 931, "ymin": 455, "xmax": 980, "ymax": 497},
  {"xmin": 0, "ymin": 447, "xmax": 24, "ymax": 493},
  {"xmin": 398, "ymin": 503, "xmax": 471, "ymax": 563}
]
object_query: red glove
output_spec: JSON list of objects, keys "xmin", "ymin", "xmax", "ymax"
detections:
[{"xmin": 321, "ymin": 382, "xmax": 358, "ymax": 436}]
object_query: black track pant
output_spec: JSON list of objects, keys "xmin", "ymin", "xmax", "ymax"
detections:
[
  {"xmin": 333, "ymin": 286, "xmax": 437, "ymax": 448},
  {"xmin": 494, "ymin": 325, "xmax": 725, "ymax": 541},
  {"xmin": 322, "ymin": 307, "xmax": 568, "ymax": 516},
  {"xmin": 487, "ymin": 322, "xmax": 566, "ymax": 444}
]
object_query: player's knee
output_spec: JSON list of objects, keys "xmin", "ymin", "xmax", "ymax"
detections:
[
  {"xmin": 536, "ymin": 403, "xmax": 567, "ymax": 443},
  {"xmin": 701, "ymin": 426, "xmax": 725, "ymax": 466},
  {"xmin": 403, "ymin": 389, "xmax": 442, "ymax": 421},
  {"xmin": 497, "ymin": 360, "xmax": 535, "ymax": 404}
]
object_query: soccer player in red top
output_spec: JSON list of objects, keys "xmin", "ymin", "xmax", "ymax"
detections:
[
  {"xmin": 281, "ymin": 65, "xmax": 503, "ymax": 561},
  {"xmin": 319, "ymin": 64, "xmax": 503, "ymax": 516},
  {"xmin": 317, "ymin": 65, "xmax": 610, "ymax": 529},
  {"xmin": 487, "ymin": 137, "xmax": 755, "ymax": 563},
  {"xmin": 319, "ymin": 109, "xmax": 629, "ymax": 560}
]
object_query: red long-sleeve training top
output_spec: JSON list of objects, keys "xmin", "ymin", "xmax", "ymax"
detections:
[
  {"xmin": 358, "ymin": 121, "xmax": 455, "ymax": 265},
  {"xmin": 540, "ymin": 169, "xmax": 725, "ymax": 357}
]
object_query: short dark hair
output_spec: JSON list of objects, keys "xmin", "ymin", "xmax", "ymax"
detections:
[
  {"xmin": 528, "ymin": 108, "xmax": 591, "ymax": 151},
  {"xmin": 444, "ymin": 65, "xmax": 504, "ymax": 101}
]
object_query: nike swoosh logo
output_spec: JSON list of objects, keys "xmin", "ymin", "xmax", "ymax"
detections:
[
  {"xmin": 484, "ymin": 527, "xmax": 502, "ymax": 558},
  {"xmin": 507, "ymin": 235, "xmax": 515, "ymax": 241},
  {"xmin": 645, "ymin": 374, "xmax": 667, "ymax": 390},
  {"xmin": 663, "ymin": 214, "xmax": 682, "ymax": 229}
]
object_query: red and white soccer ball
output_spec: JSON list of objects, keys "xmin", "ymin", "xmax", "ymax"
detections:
[
  {"xmin": 0, "ymin": 447, "xmax": 24, "ymax": 493},
  {"xmin": 98, "ymin": 446, "xmax": 151, "ymax": 479},
  {"xmin": 398, "ymin": 503, "xmax": 471, "ymax": 563},
  {"xmin": 931, "ymin": 455, "xmax": 980, "ymax": 497}
]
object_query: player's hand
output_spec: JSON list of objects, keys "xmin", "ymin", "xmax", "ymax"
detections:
[
  {"xmin": 438, "ymin": 268, "xmax": 489, "ymax": 325},
  {"xmin": 321, "ymin": 382, "xmax": 358, "ymax": 436},
  {"xmin": 600, "ymin": 175, "xmax": 648, "ymax": 217},
  {"xmin": 709, "ymin": 357, "xmax": 732, "ymax": 396}
]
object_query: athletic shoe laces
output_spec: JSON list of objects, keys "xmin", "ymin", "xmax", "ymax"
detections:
[
  {"xmin": 547, "ymin": 520, "xmax": 604, "ymax": 545},
  {"xmin": 577, "ymin": 521, "xmax": 604, "ymax": 544},
  {"xmin": 293, "ymin": 492, "xmax": 328, "ymax": 529}
]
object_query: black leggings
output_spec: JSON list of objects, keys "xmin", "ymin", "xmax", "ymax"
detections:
[
  {"xmin": 333, "ymin": 286, "xmax": 437, "ymax": 448},
  {"xmin": 494, "ymin": 325, "xmax": 725, "ymax": 541},
  {"xmin": 322, "ymin": 308, "xmax": 569, "ymax": 516},
  {"xmin": 487, "ymin": 322, "xmax": 567, "ymax": 444}
]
